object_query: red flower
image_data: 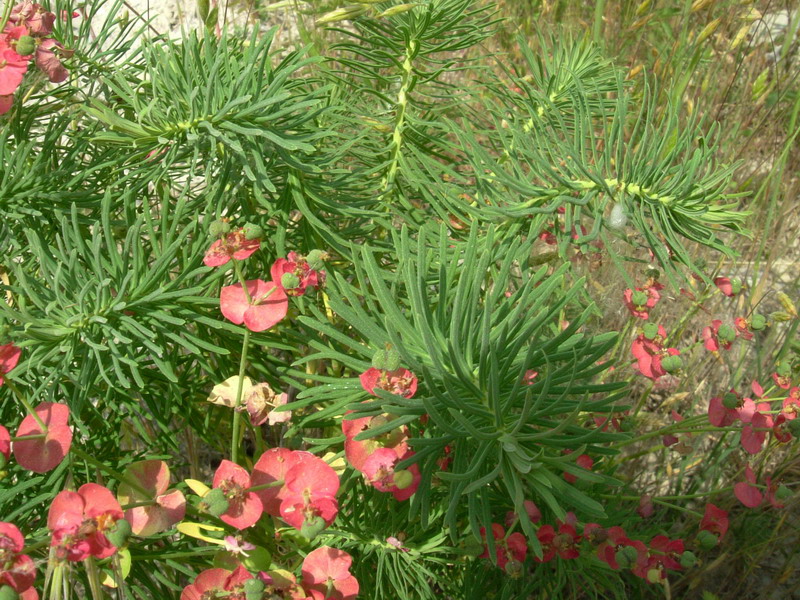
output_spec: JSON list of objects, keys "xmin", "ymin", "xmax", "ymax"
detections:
[
  {"xmin": 734, "ymin": 317, "xmax": 754, "ymax": 341},
  {"xmin": 212, "ymin": 460, "xmax": 263, "ymax": 530},
  {"xmin": 740, "ymin": 407, "xmax": 770, "ymax": 455},
  {"xmin": 48, "ymin": 483, "xmax": 124, "ymax": 561},
  {"xmin": 359, "ymin": 367, "xmax": 418, "ymax": 398},
  {"xmin": 251, "ymin": 448, "xmax": 309, "ymax": 517},
  {"xmin": 708, "ymin": 391, "xmax": 740, "ymax": 427},
  {"xmin": 220, "ymin": 279, "xmax": 288, "ymax": 332},
  {"xmin": 0, "ymin": 343, "xmax": 21, "ymax": 387},
  {"xmin": 773, "ymin": 371, "xmax": 792, "ymax": 389},
  {"xmin": 714, "ymin": 277, "xmax": 739, "ymax": 297},
  {"xmin": 181, "ymin": 565, "xmax": 252, "ymax": 600},
  {"xmin": 13, "ymin": 402, "xmax": 72, "ymax": 473},
  {"xmin": 772, "ymin": 414, "xmax": 792, "ymax": 443},
  {"xmin": 702, "ymin": 320, "xmax": 735, "ymax": 352},
  {"xmin": 279, "ymin": 454, "xmax": 339, "ymax": 530},
  {"xmin": 361, "ymin": 448, "xmax": 420, "ymax": 501},
  {"xmin": 203, "ymin": 228, "xmax": 260, "ymax": 267},
  {"xmin": 734, "ymin": 464, "xmax": 763, "ymax": 508},
  {"xmin": 699, "ymin": 503, "xmax": 728, "ymax": 539},
  {"xmin": 596, "ymin": 526, "xmax": 648, "ymax": 571},
  {"xmin": 522, "ymin": 370, "xmax": 538, "ymax": 385},
  {"xmin": 781, "ymin": 388, "xmax": 800, "ymax": 419},
  {"xmin": 0, "ymin": 522, "xmax": 36, "ymax": 593},
  {"xmin": 0, "ymin": 425, "xmax": 9, "ymax": 464},
  {"xmin": 301, "ymin": 546, "xmax": 359, "ymax": 600},
  {"xmin": 270, "ymin": 252, "xmax": 325, "ymax": 297},
  {"xmin": 479, "ymin": 523, "xmax": 528, "ymax": 570},
  {"xmin": 631, "ymin": 325, "xmax": 679, "ymax": 380},
  {"xmin": 117, "ymin": 460, "xmax": 186, "ymax": 537},
  {"xmin": 535, "ymin": 522, "xmax": 581, "ymax": 562}
]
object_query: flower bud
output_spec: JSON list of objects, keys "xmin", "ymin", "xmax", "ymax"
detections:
[
  {"xmin": 393, "ymin": 469, "xmax": 414, "ymax": 490},
  {"xmin": 718, "ymin": 324, "xmax": 736, "ymax": 342},
  {"xmin": 661, "ymin": 355, "xmax": 682, "ymax": 373},
  {"xmin": 202, "ymin": 488, "xmax": 230, "ymax": 517},
  {"xmin": 697, "ymin": 529, "xmax": 719, "ymax": 550},
  {"xmin": 749, "ymin": 313, "xmax": 766, "ymax": 331},
  {"xmin": 242, "ymin": 223, "xmax": 262, "ymax": 240},
  {"xmin": 306, "ymin": 249, "xmax": 328, "ymax": 271},
  {"xmin": 0, "ymin": 585, "xmax": 20, "ymax": 600},
  {"xmin": 631, "ymin": 290, "xmax": 648, "ymax": 307},
  {"xmin": 244, "ymin": 578, "xmax": 266, "ymax": 600},
  {"xmin": 105, "ymin": 518, "xmax": 132, "ymax": 548},
  {"xmin": 209, "ymin": 219, "xmax": 230, "ymax": 237},
  {"xmin": 722, "ymin": 392, "xmax": 739, "ymax": 409},
  {"xmin": 15, "ymin": 35, "xmax": 36, "ymax": 56},
  {"xmin": 643, "ymin": 323, "xmax": 659, "ymax": 340},
  {"xmin": 281, "ymin": 273, "xmax": 301, "ymax": 290},
  {"xmin": 680, "ymin": 550, "xmax": 697, "ymax": 568}
]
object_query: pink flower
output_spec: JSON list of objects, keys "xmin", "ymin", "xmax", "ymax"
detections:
[
  {"xmin": 181, "ymin": 566, "xmax": 251, "ymax": 600},
  {"xmin": 359, "ymin": 367, "xmax": 418, "ymax": 398},
  {"xmin": 714, "ymin": 277, "xmax": 739, "ymax": 297},
  {"xmin": 0, "ymin": 41, "xmax": 28, "ymax": 96},
  {"xmin": 116, "ymin": 460, "xmax": 186, "ymax": 537},
  {"xmin": 361, "ymin": 448, "xmax": 420, "ymax": 501},
  {"xmin": 0, "ymin": 95, "xmax": 13, "ymax": 115},
  {"xmin": 734, "ymin": 464, "xmax": 763, "ymax": 508},
  {"xmin": 781, "ymin": 387, "xmax": 800, "ymax": 419},
  {"xmin": 773, "ymin": 370, "xmax": 792, "ymax": 389},
  {"xmin": 0, "ymin": 425, "xmax": 9, "ymax": 464},
  {"xmin": 219, "ymin": 279, "xmax": 288, "ymax": 332},
  {"xmin": 631, "ymin": 325, "xmax": 680, "ymax": 380},
  {"xmin": 702, "ymin": 320, "xmax": 736, "ymax": 352},
  {"xmin": 622, "ymin": 282, "xmax": 663, "ymax": 320},
  {"xmin": 708, "ymin": 391, "xmax": 740, "ymax": 427},
  {"xmin": 203, "ymin": 228, "xmax": 260, "ymax": 267},
  {"xmin": 250, "ymin": 447, "xmax": 303, "ymax": 517},
  {"xmin": 280, "ymin": 454, "xmax": 340, "ymax": 531},
  {"xmin": 596, "ymin": 526, "xmax": 647, "ymax": 571},
  {"xmin": 342, "ymin": 410, "xmax": 409, "ymax": 472},
  {"xmin": 0, "ymin": 522, "xmax": 36, "ymax": 593},
  {"xmin": 740, "ymin": 407, "xmax": 771, "ymax": 454},
  {"xmin": 48, "ymin": 484, "xmax": 124, "ymax": 561},
  {"xmin": 212, "ymin": 460, "xmax": 263, "ymax": 530},
  {"xmin": 270, "ymin": 252, "xmax": 325, "ymax": 297},
  {"xmin": 301, "ymin": 546, "xmax": 359, "ymax": 600},
  {"xmin": 0, "ymin": 343, "xmax": 21, "ymax": 387},
  {"xmin": 479, "ymin": 523, "xmax": 528, "ymax": 570},
  {"xmin": 9, "ymin": 2, "xmax": 56, "ymax": 36},
  {"xmin": 13, "ymin": 402, "xmax": 72, "ymax": 473}
]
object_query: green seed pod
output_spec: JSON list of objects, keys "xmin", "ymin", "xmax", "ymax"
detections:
[
  {"xmin": 718, "ymin": 324, "xmax": 736, "ymax": 343},
  {"xmin": 242, "ymin": 223, "xmax": 262, "ymax": 240},
  {"xmin": 615, "ymin": 545, "xmax": 638, "ymax": 569},
  {"xmin": 393, "ymin": 469, "xmax": 414, "ymax": 490},
  {"xmin": 105, "ymin": 518, "xmax": 132, "ymax": 548},
  {"xmin": 15, "ymin": 35, "xmax": 36, "ymax": 56},
  {"xmin": 244, "ymin": 578, "xmax": 266, "ymax": 600},
  {"xmin": 749, "ymin": 314, "xmax": 766, "ymax": 331},
  {"xmin": 504, "ymin": 559, "xmax": 524, "ymax": 579},
  {"xmin": 680, "ymin": 550, "xmax": 697, "ymax": 568},
  {"xmin": 281, "ymin": 273, "xmax": 300, "ymax": 290},
  {"xmin": 697, "ymin": 529, "xmax": 719, "ymax": 550},
  {"xmin": 0, "ymin": 585, "xmax": 20, "ymax": 600},
  {"xmin": 300, "ymin": 514, "xmax": 327, "ymax": 540},
  {"xmin": 643, "ymin": 323, "xmax": 659, "ymax": 340},
  {"xmin": 661, "ymin": 355, "xmax": 682, "ymax": 373},
  {"xmin": 306, "ymin": 249, "xmax": 327, "ymax": 271},
  {"xmin": 787, "ymin": 418, "xmax": 800, "ymax": 437},
  {"xmin": 209, "ymin": 219, "xmax": 230, "ymax": 237},
  {"xmin": 722, "ymin": 392, "xmax": 739, "ymax": 410},
  {"xmin": 730, "ymin": 277, "xmax": 743, "ymax": 295},
  {"xmin": 777, "ymin": 362, "xmax": 793, "ymax": 377},
  {"xmin": 631, "ymin": 290, "xmax": 648, "ymax": 307},
  {"xmin": 384, "ymin": 347, "xmax": 401, "ymax": 371},
  {"xmin": 372, "ymin": 349, "xmax": 387, "ymax": 370},
  {"xmin": 776, "ymin": 484, "xmax": 793, "ymax": 501},
  {"xmin": 202, "ymin": 488, "xmax": 230, "ymax": 517}
]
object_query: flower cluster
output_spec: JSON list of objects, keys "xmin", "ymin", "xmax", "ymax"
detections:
[
  {"xmin": 1, "ymin": 1, "xmax": 72, "ymax": 115},
  {"xmin": 0, "ymin": 522, "xmax": 37, "ymax": 599},
  {"xmin": 631, "ymin": 324, "xmax": 681, "ymax": 381},
  {"xmin": 622, "ymin": 280, "xmax": 664, "ymax": 320}
]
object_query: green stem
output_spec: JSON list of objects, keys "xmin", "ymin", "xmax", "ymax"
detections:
[
  {"xmin": 380, "ymin": 39, "xmax": 416, "ymax": 198},
  {"xmin": 0, "ymin": 1, "xmax": 13, "ymax": 34},
  {"xmin": 233, "ymin": 261, "xmax": 253, "ymax": 304},
  {"xmin": 245, "ymin": 479, "xmax": 284, "ymax": 492},
  {"xmin": 231, "ymin": 327, "xmax": 251, "ymax": 465},
  {"xmin": 5, "ymin": 379, "xmax": 48, "ymax": 432},
  {"xmin": 70, "ymin": 446, "xmax": 151, "ymax": 497}
]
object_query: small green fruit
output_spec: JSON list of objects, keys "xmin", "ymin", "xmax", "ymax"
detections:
[
  {"xmin": 697, "ymin": 529, "xmax": 719, "ymax": 550},
  {"xmin": 15, "ymin": 35, "xmax": 35, "ymax": 56},
  {"xmin": 661, "ymin": 355, "xmax": 682, "ymax": 373},
  {"xmin": 393, "ymin": 469, "xmax": 414, "ymax": 490},
  {"xmin": 718, "ymin": 324, "xmax": 736, "ymax": 343},
  {"xmin": 643, "ymin": 323, "xmax": 659, "ymax": 340},
  {"xmin": 281, "ymin": 273, "xmax": 300, "ymax": 290},
  {"xmin": 242, "ymin": 223, "xmax": 262, "ymax": 240},
  {"xmin": 105, "ymin": 518, "xmax": 132, "ymax": 548},
  {"xmin": 209, "ymin": 219, "xmax": 230, "ymax": 237},
  {"xmin": 306, "ymin": 249, "xmax": 327, "ymax": 271},
  {"xmin": 722, "ymin": 392, "xmax": 739, "ymax": 410},
  {"xmin": 202, "ymin": 488, "xmax": 229, "ymax": 517},
  {"xmin": 244, "ymin": 578, "xmax": 266, "ymax": 600},
  {"xmin": 750, "ymin": 314, "xmax": 766, "ymax": 331},
  {"xmin": 0, "ymin": 585, "xmax": 20, "ymax": 600},
  {"xmin": 680, "ymin": 550, "xmax": 697, "ymax": 568},
  {"xmin": 631, "ymin": 290, "xmax": 648, "ymax": 307}
]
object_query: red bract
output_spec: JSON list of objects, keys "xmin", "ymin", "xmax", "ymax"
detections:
[
  {"xmin": 0, "ymin": 343, "xmax": 21, "ymax": 386},
  {"xmin": 0, "ymin": 522, "xmax": 36, "ymax": 593},
  {"xmin": 647, "ymin": 535, "xmax": 684, "ymax": 572},
  {"xmin": 734, "ymin": 317, "xmax": 754, "ymax": 341},
  {"xmin": 740, "ymin": 410, "xmax": 770, "ymax": 454},
  {"xmin": 48, "ymin": 483, "xmax": 124, "ymax": 561},
  {"xmin": 203, "ymin": 228, "xmax": 260, "ymax": 267},
  {"xmin": 535, "ymin": 522, "xmax": 581, "ymax": 562},
  {"xmin": 707, "ymin": 392, "xmax": 739, "ymax": 427},
  {"xmin": 212, "ymin": 460, "xmax": 263, "ymax": 530},
  {"xmin": 596, "ymin": 526, "xmax": 647, "ymax": 571},
  {"xmin": 772, "ymin": 414, "xmax": 792, "ymax": 443},
  {"xmin": 251, "ymin": 447, "xmax": 304, "ymax": 517},
  {"xmin": 359, "ymin": 367, "xmax": 418, "ymax": 398},
  {"xmin": 505, "ymin": 500, "xmax": 541, "ymax": 527},
  {"xmin": 220, "ymin": 279, "xmax": 288, "ymax": 332},
  {"xmin": 270, "ymin": 252, "xmax": 325, "ymax": 297},
  {"xmin": 630, "ymin": 326, "xmax": 679, "ymax": 380},
  {"xmin": 342, "ymin": 411, "xmax": 409, "ymax": 472},
  {"xmin": 302, "ymin": 546, "xmax": 359, "ymax": 600},
  {"xmin": 10, "ymin": 2, "xmax": 56, "ymax": 36},
  {"xmin": 734, "ymin": 464, "xmax": 763, "ymax": 508},
  {"xmin": 280, "ymin": 454, "xmax": 339, "ymax": 530},
  {"xmin": 563, "ymin": 453, "xmax": 594, "ymax": 484},
  {"xmin": 714, "ymin": 277, "xmax": 737, "ymax": 297},
  {"xmin": 622, "ymin": 283, "xmax": 662, "ymax": 320},
  {"xmin": 702, "ymin": 320, "xmax": 735, "ymax": 352},
  {"xmin": 13, "ymin": 402, "xmax": 72, "ymax": 473},
  {"xmin": 181, "ymin": 565, "xmax": 252, "ymax": 600},
  {"xmin": 34, "ymin": 39, "xmax": 68, "ymax": 83},
  {"xmin": 117, "ymin": 460, "xmax": 186, "ymax": 537},
  {"xmin": 699, "ymin": 503, "xmax": 728, "ymax": 539},
  {"xmin": 0, "ymin": 425, "xmax": 9, "ymax": 464},
  {"xmin": 361, "ymin": 448, "xmax": 420, "ymax": 501},
  {"xmin": 479, "ymin": 523, "xmax": 527, "ymax": 570}
]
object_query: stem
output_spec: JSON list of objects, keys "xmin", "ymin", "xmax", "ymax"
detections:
[
  {"xmin": 233, "ymin": 261, "xmax": 252, "ymax": 303},
  {"xmin": 245, "ymin": 479, "xmax": 284, "ymax": 492},
  {"xmin": 70, "ymin": 446, "xmax": 151, "ymax": 497},
  {"xmin": 0, "ymin": 1, "xmax": 12, "ymax": 33},
  {"xmin": 380, "ymin": 39, "xmax": 416, "ymax": 198},
  {"xmin": 231, "ymin": 327, "xmax": 251, "ymax": 465},
  {"xmin": 121, "ymin": 499, "xmax": 159, "ymax": 510},
  {"xmin": 5, "ymin": 379, "xmax": 48, "ymax": 432}
]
